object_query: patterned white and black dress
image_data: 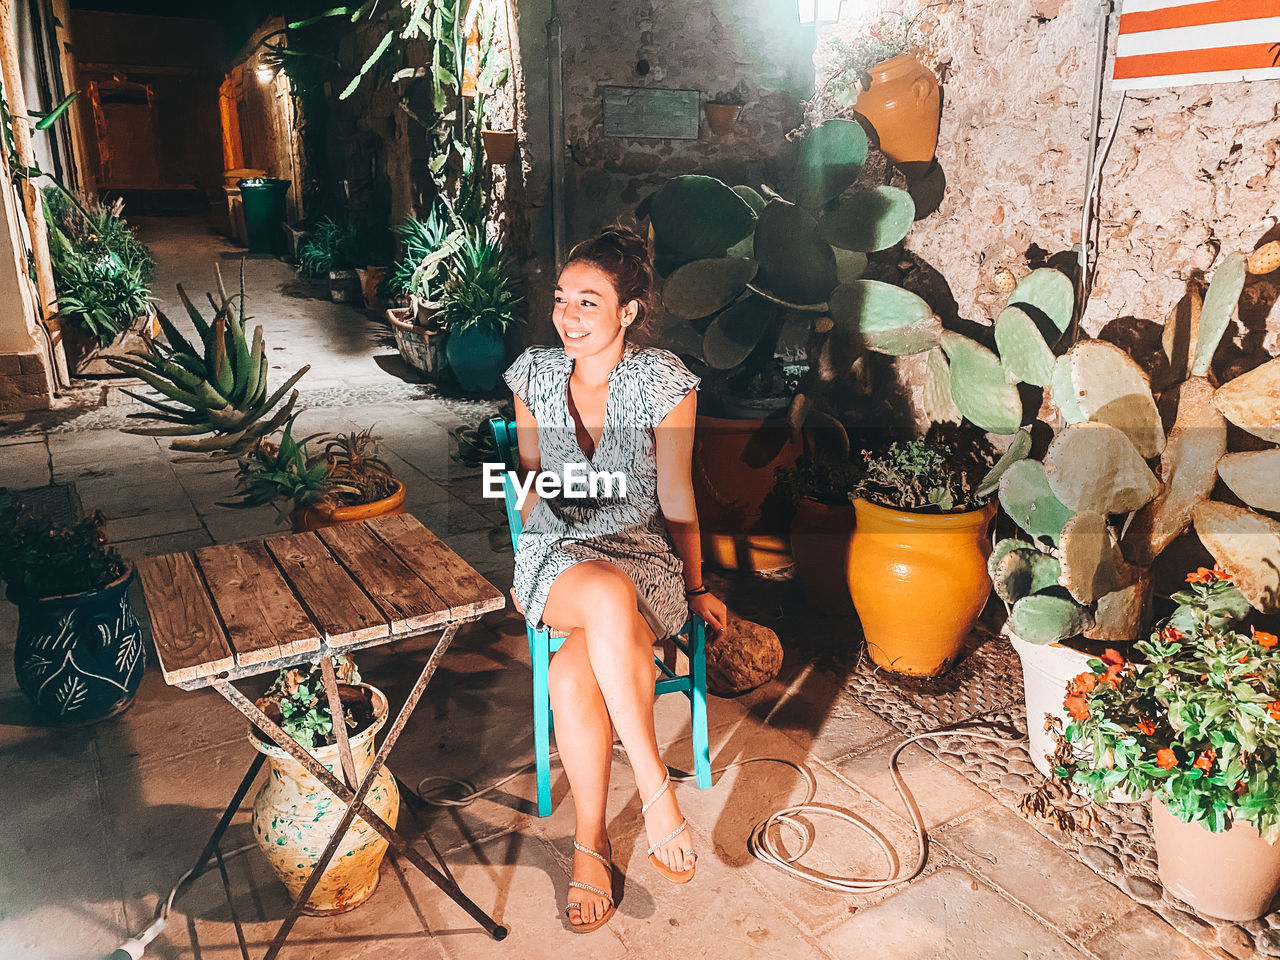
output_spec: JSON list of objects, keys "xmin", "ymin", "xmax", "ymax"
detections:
[{"xmin": 503, "ymin": 342, "xmax": 700, "ymax": 639}]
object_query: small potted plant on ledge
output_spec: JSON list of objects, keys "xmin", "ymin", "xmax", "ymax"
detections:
[
  {"xmin": 299, "ymin": 218, "xmax": 361, "ymax": 303},
  {"xmin": 704, "ymin": 82, "xmax": 747, "ymax": 135},
  {"xmin": 439, "ymin": 228, "xmax": 522, "ymax": 392},
  {"xmin": 223, "ymin": 421, "xmax": 405, "ymax": 532},
  {"xmin": 0, "ymin": 502, "xmax": 144, "ymax": 723},
  {"xmin": 847, "ymin": 432, "xmax": 1011, "ymax": 676},
  {"xmin": 1057, "ymin": 568, "xmax": 1280, "ymax": 922},
  {"xmin": 249, "ymin": 655, "xmax": 400, "ymax": 915}
]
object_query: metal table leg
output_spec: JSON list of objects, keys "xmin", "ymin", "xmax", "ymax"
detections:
[{"xmin": 210, "ymin": 624, "xmax": 508, "ymax": 958}]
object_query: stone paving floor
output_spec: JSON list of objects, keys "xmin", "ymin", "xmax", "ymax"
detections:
[{"xmin": 0, "ymin": 216, "xmax": 1225, "ymax": 959}]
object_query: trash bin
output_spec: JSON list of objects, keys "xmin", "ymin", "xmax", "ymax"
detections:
[{"xmin": 237, "ymin": 177, "xmax": 291, "ymax": 255}]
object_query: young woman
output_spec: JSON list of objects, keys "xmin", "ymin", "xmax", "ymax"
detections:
[{"xmin": 503, "ymin": 224, "xmax": 727, "ymax": 932}]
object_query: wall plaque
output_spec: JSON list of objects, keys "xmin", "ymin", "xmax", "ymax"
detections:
[{"xmin": 602, "ymin": 86, "xmax": 700, "ymax": 140}]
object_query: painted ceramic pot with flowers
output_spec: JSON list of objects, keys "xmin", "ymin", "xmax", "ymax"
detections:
[{"xmin": 1058, "ymin": 568, "xmax": 1280, "ymax": 922}]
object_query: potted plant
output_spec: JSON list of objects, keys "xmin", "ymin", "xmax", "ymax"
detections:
[
  {"xmin": 439, "ymin": 228, "xmax": 522, "ymax": 392},
  {"xmin": 1057, "ymin": 569, "xmax": 1280, "ymax": 921},
  {"xmin": 802, "ymin": 13, "xmax": 940, "ymax": 168},
  {"xmin": 775, "ymin": 442, "xmax": 859, "ymax": 616},
  {"xmin": 704, "ymin": 82, "xmax": 747, "ymax": 136},
  {"xmin": 384, "ymin": 206, "xmax": 459, "ymax": 379},
  {"xmin": 249, "ymin": 655, "xmax": 400, "ymax": 915},
  {"xmin": 0, "ymin": 502, "xmax": 144, "ymax": 723},
  {"xmin": 223, "ymin": 421, "xmax": 405, "ymax": 533},
  {"xmin": 643, "ymin": 124, "xmax": 935, "ymax": 571},
  {"xmin": 482, "ymin": 129, "xmax": 517, "ymax": 164},
  {"xmin": 299, "ymin": 218, "xmax": 361, "ymax": 302},
  {"xmin": 847, "ymin": 434, "xmax": 1008, "ymax": 676}
]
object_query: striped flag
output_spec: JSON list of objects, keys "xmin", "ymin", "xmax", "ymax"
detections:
[{"xmin": 1113, "ymin": 0, "xmax": 1280, "ymax": 89}]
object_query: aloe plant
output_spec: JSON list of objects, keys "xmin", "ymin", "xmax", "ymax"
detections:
[{"xmin": 106, "ymin": 264, "xmax": 310, "ymax": 459}]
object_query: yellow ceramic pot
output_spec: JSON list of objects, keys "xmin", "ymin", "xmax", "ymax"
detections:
[
  {"xmin": 847, "ymin": 499, "xmax": 995, "ymax": 676},
  {"xmin": 249, "ymin": 684, "xmax": 399, "ymax": 915},
  {"xmin": 854, "ymin": 53, "xmax": 941, "ymax": 166}
]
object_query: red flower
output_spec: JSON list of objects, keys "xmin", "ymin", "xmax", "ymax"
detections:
[
  {"xmin": 1070, "ymin": 671, "xmax": 1096, "ymax": 695},
  {"xmin": 1236, "ymin": 780, "xmax": 1249, "ymax": 795},
  {"xmin": 1186, "ymin": 567, "xmax": 1231, "ymax": 584},
  {"xmin": 1162, "ymin": 626, "xmax": 1183, "ymax": 642},
  {"xmin": 1155, "ymin": 748, "xmax": 1178, "ymax": 770},
  {"xmin": 1064, "ymin": 695, "xmax": 1090, "ymax": 722},
  {"xmin": 1193, "ymin": 749, "xmax": 1216, "ymax": 773},
  {"xmin": 1268, "ymin": 701, "xmax": 1280, "ymax": 721},
  {"xmin": 1254, "ymin": 627, "xmax": 1278, "ymax": 650},
  {"xmin": 1137, "ymin": 717, "xmax": 1155, "ymax": 736}
]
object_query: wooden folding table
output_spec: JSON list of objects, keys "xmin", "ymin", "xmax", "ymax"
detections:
[{"xmin": 136, "ymin": 513, "xmax": 509, "ymax": 957}]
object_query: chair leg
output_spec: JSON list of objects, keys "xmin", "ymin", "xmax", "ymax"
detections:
[
  {"xmin": 531, "ymin": 625, "xmax": 553, "ymax": 817},
  {"xmin": 689, "ymin": 618, "xmax": 713, "ymax": 790}
]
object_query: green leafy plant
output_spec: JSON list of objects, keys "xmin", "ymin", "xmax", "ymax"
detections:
[
  {"xmin": 854, "ymin": 435, "xmax": 996, "ymax": 513},
  {"xmin": 0, "ymin": 501, "xmax": 127, "ymax": 603},
  {"xmin": 437, "ymin": 229, "xmax": 522, "ymax": 335},
  {"xmin": 298, "ymin": 218, "xmax": 360, "ymax": 276},
  {"xmin": 106, "ymin": 265, "xmax": 310, "ymax": 459},
  {"xmin": 1057, "ymin": 569, "xmax": 1280, "ymax": 840},
  {"xmin": 254, "ymin": 655, "xmax": 363, "ymax": 751},
  {"xmin": 52, "ymin": 251, "xmax": 152, "ymax": 343},
  {"xmin": 387, "ymin": 201, "xmax": 456, "ymax": 300},
  {"xmin": 775, "ymin": 454, "xmax": 859, "ymax": 507}
]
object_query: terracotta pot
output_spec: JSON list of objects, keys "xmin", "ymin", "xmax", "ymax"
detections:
[
  {"xmin": 386, "ymin": 306, "xmax": 448, "ymax": 379},
  {"xmin": 355, "ymin": 266, "xmax": 386, "ymax": 311},
  {"xmin": 1153, "ymin": 798, "xmax": 1280, "ymax": 921},
  {"xmin": 291, "ymin": 480, "xmax": 406, "ymax": 533},
  {"xmin": 692, "ymin": 414, "xmax": 802, "ymax": 572},
  {"xmin": 790, "ymin": 498, "xmax": 856, "ymax": 616},
  {"xmin": 482, "ymin": 129, "xmax": 518, "ymax": 164},
  {"xmin": 249, "ymin": 684, "xmax": 400, "ymax": 915},
  {"xmin": 847, "ymin": 499, "xmax": 994, "ymax": 676},
  {"xmin": 703, "ymin": 102, "xmax": 741, "ymax": 135},
  {"xmin": 854, "ymin": 53, "xmax": 941, "ymax": 166},
  {"xmin": 13, "ymin": 564, "xmax": 144, "ymax": 723}
]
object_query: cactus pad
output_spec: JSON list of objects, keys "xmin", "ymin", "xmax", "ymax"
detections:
[
  {"xmin": 817, "ymin": 186, "xmax": 916, "ymax": 253},
  {"xmin": 1062, "ymin": 339, "xmax": 1165, "ymax": 458},
  {"xmin": 1192, "ymin": 501, "xmax": 1280, "ymax": 613},
  {"xmin": 833, "ymin": 248, "xmax": 868, "ymax": 283},
  {"xmin": 989, "ymin": 537, "xmax": 1036, "ymax": 580},
  {"xmin": 731, "ymin": 184, "xmax": 767, "ymax": 216},
  {"xmin": 1248, "ymin": 241, "xmax": 1280, "ymax": 275},
  {"xmin": 701, "ymin": 299, "xmax": 774, "ymax": 370},
  {"xmin": 1050, "ymin": 355, "xmax": 1087, "ymax": 425},
  {"xmin": 828, "ymin": 280, "xmax": 936, "ymax": 353},
  {"xmin": 940, "ymin": 332, "xmax": 1023, "ymax": 434},
  {"xmin": 977, "ymin": 427, "xmax": 1032, "ymax": 498},
  {"xmin": 1009, "ymin": 593, "xmax": 1092, "ymax": 645},
  {"xmin": 795, "ymin": 119, "xmax": 869, "ymax": 207},
  {"xmin": 1161, "ymin": 288, "xmax": 1201, "ymax": 387},
  {"xmin": 1059, "ymin": 510, "xmax": 1133, "ymax": 605},
  {"xmin": 1217, "ymin": 450, "xmax": 1280, "ymax": 513},
  {"xmin": 753, "ymin": 199, "xmax": 838, "ymax": 306},
  {"xmin": 1085, "ymin": 575, "xmax": 1150, "ymax": 645},
  {"xmin": 661, "ymin": 258, "xmax": 758, "ymax": 320},
  {"xmin": 994, "ymin": 306, "xmax": 1055, "ymax": 386},
  {"xmin": 923, "ymin": 347, "xmax": 963, "ymax": 425},
  {"xmin": 998, "ymin": 459, "xmax": 1074, "ymax": 544},
  {"xmin": 1008, "ymin": 268, "xmax": 1074, "ymax": 336},
  {"xmin": 1212, "ymin": 357, "xmax": 1280, "ymax": 444},
  {"xmin": 1191, "ymin": 251, "xmax": 1246, "ymax": 378},
  {"xmin": 993, "ymin": 549, "xmax": 1037, "ymax": 603},
  {"xmin": 1123, "ymin": 376, "xmax": 1226, "ymax": 565},
  {"xmin": 647, "ymin": 175, "xmax": 757, "ymax": 260},
  {"xmin": 1044, "ymin": 422, "xmax": 1159, "ymax": 515}
]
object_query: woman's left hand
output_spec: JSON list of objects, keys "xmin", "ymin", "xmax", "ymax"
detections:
[{"xmin": 689, "ymin": 591, "xmax": 727, "ymax": 637}]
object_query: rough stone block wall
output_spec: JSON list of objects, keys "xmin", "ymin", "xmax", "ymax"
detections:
[
  {"xmin": 557, "ymin": 0, "xmax": 815, "ymax": 240},
  {"xmin": 0, "ymin": 351, "xmax": 54, "ymax": 412},
  {"xmin": 822, "ymin": 0, "xmax": 1280, "ymax": 351}
]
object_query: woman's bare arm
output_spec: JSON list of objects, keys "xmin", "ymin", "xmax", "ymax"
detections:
[{"xmin": 512, "ymin": 393, "xmax": 542, "ymax": 525}]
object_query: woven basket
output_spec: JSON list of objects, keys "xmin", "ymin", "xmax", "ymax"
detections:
[{"xmin": 386, "ymin": 306, "xmax": 447, "ymax": 377}]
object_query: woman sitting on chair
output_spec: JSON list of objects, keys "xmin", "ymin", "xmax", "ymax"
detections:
[{"xmin": 503, "ymin": 223, "xmax": 727, "ymax": 932}]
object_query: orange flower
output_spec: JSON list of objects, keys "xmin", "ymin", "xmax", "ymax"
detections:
[
  {"xmin": 1064, "ymin": 695, "xmax": 1090, "ymax": 722},
  {"xmin": 1253, "ymin": 626, "xmax": 1278, "ymax": 650},
  {"xmin": 1071, "ymin": 671, "xmax": 1096, "ymax": 695},
  {"xmin": 1162, "ymin": 626, "xmax": 1183, "ymax": 642},
  {"xmin": 1137, "ymin": 717, "xmax": 1155, "ymax": 736},
  {"xmin": 1268, "ymin": 701, "xmax": 1280, "ymax": 721},
  {"xmin": 1240, "ymin": 656, "xmax": 1251, "ymax": 664},
  {"xmin": 1101, "ymin": 649, "xmax": 1125, "ymax": 666},
  {"xmin": 1098, "ymin": 649, "xmax": 1127, "ymax": 687},
  {"xmin": 1155, "ymin": 748, "xmax": 1178, "ymax": 770},
  {"xmin": 1236, "ymin": 780, "xmax": 1249, "ymax": 795},
  {"xmin": 1193, "ymin": 749, "xmax": 1216, "ymax": 773},
  {"xmin": 1186, "ymin": 567, "xmax": 1231, "ymax": 584}
]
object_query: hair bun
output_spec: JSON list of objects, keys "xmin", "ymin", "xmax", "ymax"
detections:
[{"xmin": 564, "ymin": 220, "xmax": 656, "ymax": 331}]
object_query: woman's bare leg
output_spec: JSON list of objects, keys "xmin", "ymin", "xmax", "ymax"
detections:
[
  {"xmin": 546, "ymin": 628, "xmax": 613, "ymax": 925},
  {"xmin": 542, "ymin": 561, "xmax": 695, "ymax": 874}
]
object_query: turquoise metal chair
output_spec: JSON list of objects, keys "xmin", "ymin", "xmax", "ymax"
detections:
[{"xmin": 488, "ymin": 417, "xmax": 713, "ymax": 816}]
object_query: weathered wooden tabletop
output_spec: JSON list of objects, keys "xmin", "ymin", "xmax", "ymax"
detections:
[{"xmin": 137, "ymin": 513, "xmax": 505, "ymax": 690}]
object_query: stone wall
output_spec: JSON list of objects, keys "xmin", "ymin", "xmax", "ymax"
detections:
[{"xmin": 821, "ymin": 0, "xmax": 1280, "ymax": 352}]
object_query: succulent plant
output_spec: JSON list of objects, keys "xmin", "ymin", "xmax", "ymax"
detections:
[{"xmin": 106, "ymin": 264, "xmax": 310, "ymax": 459}]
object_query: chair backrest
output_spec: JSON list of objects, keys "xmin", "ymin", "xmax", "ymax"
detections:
[{"xmin": 487, "ymin": 417, "xmax": 524, "ymax": 550}]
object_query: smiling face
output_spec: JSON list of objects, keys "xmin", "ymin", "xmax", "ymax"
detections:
[{"xmin": 553, "ymin": 260, "xmax": 638, "ymax": 361}]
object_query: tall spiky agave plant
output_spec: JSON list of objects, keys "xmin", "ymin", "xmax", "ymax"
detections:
[{"xmin": 106, "ymin": 264, "xmax": 310, "ymax": 459}]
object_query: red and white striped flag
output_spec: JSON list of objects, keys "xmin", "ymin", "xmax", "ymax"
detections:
[{"xmin": 1113, "ymin": 0, "xmax": 1280, "ymax": 89}]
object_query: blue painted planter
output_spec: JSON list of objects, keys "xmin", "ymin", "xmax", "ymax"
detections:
[
  {"xmin": 445, "ymin": 325, "xmax": 506, "ymax": 392},
  {"xmin": 13, "ymin": 566, "xmax": 144, "ymax": 723}
]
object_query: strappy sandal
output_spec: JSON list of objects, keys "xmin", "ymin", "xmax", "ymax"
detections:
[
  {"xmin": 564, "ymin": 839, "xmax": 617, "ymax": 933},
  {"xmin": 641, "ymin": 773, "xmax": 696, "ymax": 884}
]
